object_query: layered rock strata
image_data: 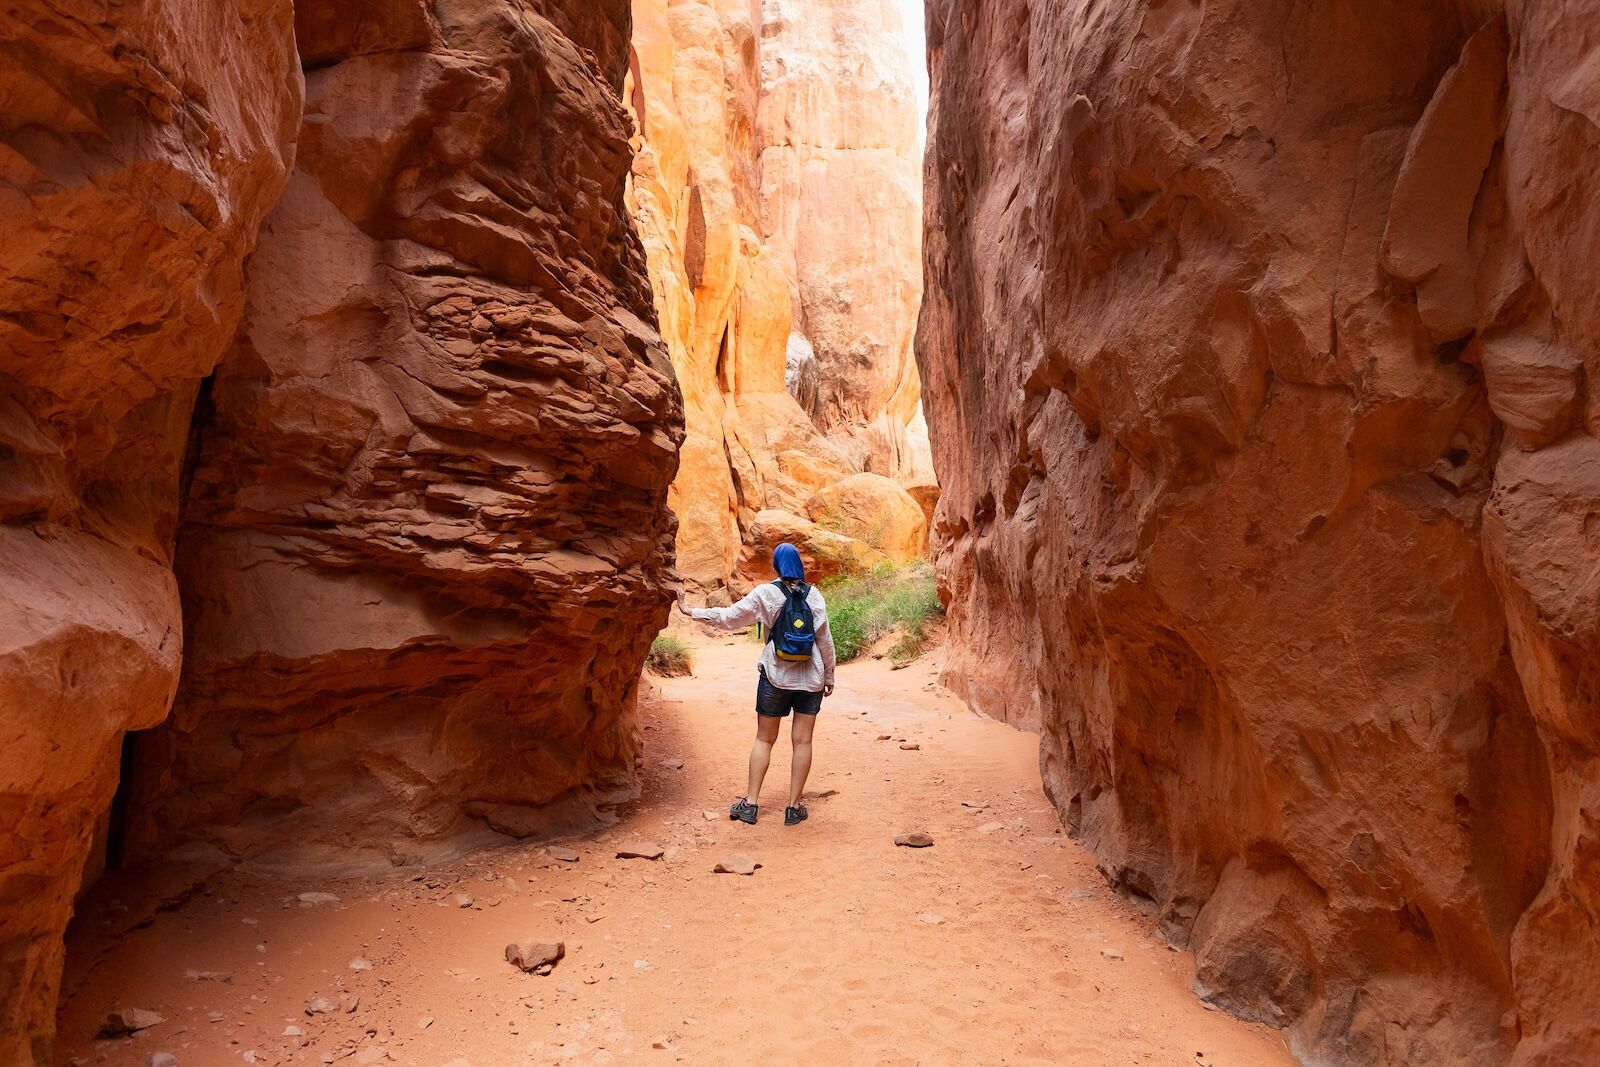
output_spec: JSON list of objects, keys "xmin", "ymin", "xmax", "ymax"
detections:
[
  {"xmin": 627, "ymin": 0, "xmax": 928, "ymax": 591},
  {"xmin": 2, "ymin": 0, "xmax": 678, "ymax": 1059},
  {"xmin": 920, "ymin": 1, "xmax": 1599, "ymax": 1064},
  {"xmin": 0, "ymin": 4, "xmax": 301, "ymax": 1061},
  {"xmin": 124, "ymin": 0, "xmax": 683, "ymax": 872}
]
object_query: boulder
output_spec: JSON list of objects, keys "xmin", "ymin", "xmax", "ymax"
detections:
[
  {"xmin": 736, "ymin": 510, "xmax": 887, "ymax": 584},
  {"xmin": 805, "ymin": 474, "xmax": 929, "ymax": 562}
]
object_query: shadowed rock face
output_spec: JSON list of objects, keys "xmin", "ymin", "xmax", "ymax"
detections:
[
  {"xmin": 0, "ymin": 3, "xmax": 302, "ymax": 1061},
  {"xmin": 1, "ymin": 0, "xmax": 678, "ymax": 1059},
  {"xmin": 123, "ymin": 0, "xmax": 682, "ymax": 873},
  {"xmin": 919, "ymin": 1, "xmax": 1598, "ymax": 1064}
]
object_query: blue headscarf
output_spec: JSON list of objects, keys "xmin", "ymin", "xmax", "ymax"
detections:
[{"xmin": 773, "ymin": 542, "xmax": 806, "ymax": 582}]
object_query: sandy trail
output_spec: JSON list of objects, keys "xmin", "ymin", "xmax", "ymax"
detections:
[{"xmin": 56, "ymin": 630, "xmax": 1293, "ymax": 1066}]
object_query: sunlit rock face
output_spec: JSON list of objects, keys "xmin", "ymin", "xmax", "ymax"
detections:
[
  {"xmin": 627, "ymin": 0, "xmax": 928, "ymax": 591},
  {"xmin": 919, "ymin": 1, "xmax": 1599, "ymax": 1064},
  {"xmin": 121, "ymin": 0, "xmax": 683, "ymax": 875},
  {"xmin": 0, "ymin": 3, "xmax": 302, "ymax": 1061}
]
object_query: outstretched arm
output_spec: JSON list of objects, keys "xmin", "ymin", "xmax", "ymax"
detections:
[{"xmin": 685, "ymin": 588, "xmax": 768, "ymax": 632}]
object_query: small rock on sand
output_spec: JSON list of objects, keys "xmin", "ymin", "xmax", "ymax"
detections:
[
  {"xmin": 615, "ymin": 843, "xmax": 664, "ymax": 860},
  {"xmin": 804, "ymin": 788, "xmax": 839, "ymax": 800},
  {"xmin": 454, "ymin": 893, "xmax": 475, "ymax": 908},
  {"xmin": 918, "ymin": 912, "xmax": 944, "ymax": 925},
  {"xmin": 547, "ymin": 846, "xmax": 580, "ymax": 863},
  {"xmin": 894, "ymin": 832, "xmax": 934, "ymax": 848},
  {"xmin": 662, "ymin": 759, "xmax": 684, "ymax": 770},
  {"xmin": 348, "ymin": 957, "xmax": 372, "ymax": 971},
  {"xmin": 505, "ymin": 941, "xmax": 565, "ymax": 975},
  {"xmin": 701, "ymin": 810, "xmax": 719, "ymax": 822},
  {"xmin": 1101, "ymin": 948, "xmax": 1124, "ymax": 961},
  {"xmin": 961, "ymin": 800, "xmax": 986, "ymax": 809},
  {"xmin": 713, "ymin": 855, "xmax": 760, "ymax": 876},
  {"xmin": 977, "ymin": 821, "xmax": 1005, "ymax": 834},
  {"xmin": 147, "ymin": 1054, "xmax": 179, "ymax": 1067},
  {"xmin": 98, "ymin": 1008, "xmax": 164, "ymax": 1037},
  {"xmin": 296, "ymin": 891, "xmax": 339, "ymax": 905},
  {"xmin": 304, "ymin": 997, "xmax": 337, "ymax": 1016},
  {"xmin": 899, "ymin": 743, "xmax": 920, "ymax": 750},
  {"xmin": 354, "ymin": 1048, "xmax": 389, "ymax": 1064},
  {"xmin": 876, "ymin": 734, "xmax": 891, "ymax": 741}
]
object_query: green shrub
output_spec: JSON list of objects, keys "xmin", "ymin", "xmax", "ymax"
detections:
[
  {"xmin": 645, "ymin": 633, "xmax": 693, "ymax": 676},
  {"xmin": 820, "ymin": 562, "xmax": 943, "ymax": 666}
]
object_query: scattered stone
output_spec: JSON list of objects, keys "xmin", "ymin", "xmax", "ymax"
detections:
[
  {"xmin": 297, "ymin": 892, "xmax": 339, "ymax": 905},
  {"xmin": 547, "ymin": 845, "xmax": 580, "ymax": 863},
  {"xmin": 1101, "ymin": 948, "xmax": 1124, "ymax": 961},
  {"xmin": 305, "ymin": 997, "xmax": 338, "ymax": 1016},
  {"xmin": 98, "ymin": 1008, "xmax": 164, "ymax": 1037},
  {"xmin": 282, "ymin": 1025, "xmax": 303, "ymax": 1037},
  {"xmin": 242, "ymin": 1052, "xmax": 260, "ymax": 1064},
  {"xmin": 182, "ymin": 969, "xmax": 232, "ymax": 983},
  {"xmin": 348, "ymin": 957, "xmax": 373, "ymax": 971},
  {"xmin": 339, "ymin": 992, "xmax": 360, "ymax": 1013},
  {"xmin": 584, "ymin": 912, "xmax": 604, "ymax": 924},
  {"xmin": 418, "ymin": 1017, "xmax": 434, "ymax": 1029},
  {"xmin": 454, "ymin": 893, "xmax": 475, "ymax": 908},
  {"xmin": 918, "ymin": 912, "xmax": 944, "ymax": 925},
  {"xmin": 899, "ymin": 743, "xmax": 920, "ymax": 751},
  {"xmin": 701, "ymin": 810, "xmax": 719, "ymax": 822},
  {"xmin": 961, "ymin": 800, "xmax": 986, "ymax": 809},
  {"xmin": 977, "ymin": 821, "xmax": 1005, "ymax": 834},
  {"xmin": 354, "ymin": 1048, "xmax": 388, "ymax": 1065},
  {"xmin": 876, "ymin": 734, "xmax": 891, "ymax": 741},
  {"xmin": 206, "ymin": 1012, "xmax": 224, "ymax": 1024},
  {"xmin": 662, "ymin": 759, "xmax": 684, "ymax": 770},
  {"xmin": 147, "ymin": 1053, "xmax": 179, "ymax": 1067},
  {"xmin": 505, "ymin": 941, "xmax": 565, "ymax": 975},
  {"xmin": 615, "ymin": 842, "xmax": 665, "ymax": 860},
  {"xmin": 894, "ymin": 832, "xmax": 934, "ymax": 848},
  {"xmin": 804, "ymin": 788, "xmax": 839, "ymax": 800},
  {"xmin": 713, "ymin": 855, "xmax": 760, "ymax": 876}
]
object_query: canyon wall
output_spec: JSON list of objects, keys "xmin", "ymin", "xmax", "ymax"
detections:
[
  {"xmin": 627, "ymin": 0, "xmax": 929, "ymax": 592},
  {"xmin": 920, "ymin": 1, "xmax": 1598, "ymax": 1064},
  {"xmin": 1, "ymin": 0, "xmax": 678, "ymax": 1060},
  {"xmin": 122, "ymin": 0, "xmax": 683, "ymax": 875},
  {"xmin": 0, "ymin": 3, "xmax": 302, "ymax": 1061}
]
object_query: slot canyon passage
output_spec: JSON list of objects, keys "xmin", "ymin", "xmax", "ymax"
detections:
[{"xmin": 1, "ymin": 1, "xmax": 1598, "ymax": 1067}]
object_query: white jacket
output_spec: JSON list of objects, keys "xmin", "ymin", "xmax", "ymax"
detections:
[{"xmin": 690, "ymin": 582, "xmax": 837, "ymax": 692}]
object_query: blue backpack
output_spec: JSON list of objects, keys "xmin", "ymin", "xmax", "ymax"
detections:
[{"xmin": 770, "ymin": 580, "xmax": 817, "ymax": 662}]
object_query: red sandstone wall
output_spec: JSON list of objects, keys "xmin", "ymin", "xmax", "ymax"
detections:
[
  {"xmin": 1, "ymin": 0, "xmax": 678, "ymax": 1060},
  {"xmin": 919, "ymin": 1, "xmax": 1599, "ymax": 1063},
  {"xmin": 0, "ymin": 3, "xmax": 302, "ymax": 1060}
]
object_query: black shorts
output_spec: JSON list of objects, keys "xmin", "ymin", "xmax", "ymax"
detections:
[{"xmin": 756, "ymin": 667, "xmax": 824, "ymax": 717}]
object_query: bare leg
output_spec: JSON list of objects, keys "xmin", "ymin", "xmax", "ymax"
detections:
[
  {"xmin": 746, "ymin": 714, "xmax": 781, "ymax": 804},
  {"xmin": 788, "ymin": 712, "xmax": 817, "ymax": 808}
]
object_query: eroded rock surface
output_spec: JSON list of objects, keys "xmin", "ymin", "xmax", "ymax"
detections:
[
  {"xmin": 920, "ymin": 1, "xmax": 1599, "ymax": 1063},
  {"xmin": 627, "ymin": 0, "xmax": 928, "ymax": 591},
  {"xmin": 123, "ymin": 0, "xmax": 683, "ymax": 873},
  {"xmin": 0, "ymin": 4, "xmax": 301, "ymax": 1061}
]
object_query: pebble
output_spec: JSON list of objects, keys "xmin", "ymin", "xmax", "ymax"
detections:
[
  {"xmin": 505, "ymin": 941, "xmax": 565, "ymax": 975},
  {"xmin": 282, "ymin": 1025, "xmax": 303, "ymax": 1037},
  {"xmin": 547, "ymin": 846, "xmax": 581, "ymax": 863},
  {"xmin": 348, "ymin": 957, "xmax": 373, "ymax": 971},
  {"xmin": 876, "ymin": 734, "xmax": 892, "ymax": 741},
  {"xmin": 899, "ymin": 743, "xmax": 921, "ymax": 751},
  {"xmin": 354, "ymin": 1048, "xmax": 389, "ymax": 1064},
  {"xmin": 713, "ymin": 855, "xmax": 760, "ymax": 876},
  {"xmin": 894, "ymin": 832, "xmax": 934, "ymax": 848},
  {"xmin": 615, "ymin": 843, "xmax": 665, "ymax": 860},
  {"xmin": 701, "ymin": 810, "xmax": 719, "ymax": 822},
  {"xmin": 918, "ymin": 912, "xmax": 944, "ymax": 925},
  {"xmin": 296, "ymin": 892, "xmax": 339, "ymax": 905},
  {"xmin": 454, "ymin": 893, "xmax": 475, "ymax": 908},
  {"xmin": 147, "ymin": 1054, "xmax": 179, "ymax": 1067},
  {"xmin": 1101, "ymin": 948, "xmax": 1125, "ymax": 961},
  {"xmin": 304, "ymin": 997, "xmax": 338, "ymax": 1016},
  {"xmin": 98, "ymin": 1008, "xmax": 164, "ymax": 1037},
  {"xmin": 662, "ymin": 759, "xmax": 685, "ymax": 770}
]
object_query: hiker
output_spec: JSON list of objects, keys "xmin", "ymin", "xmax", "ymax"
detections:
[{"xmin": 676, "ymin": 542, "xmax": 836, "ymax": 826}]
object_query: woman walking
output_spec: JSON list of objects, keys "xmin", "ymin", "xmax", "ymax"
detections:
[{"xmin": 677, "ymin": 543, "xmax": 837, "ymax": 826}]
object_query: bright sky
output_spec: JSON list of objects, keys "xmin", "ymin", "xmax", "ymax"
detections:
[{"xmin": 896, "ymin": 0, "xmax": 929, "ymax": 140}]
